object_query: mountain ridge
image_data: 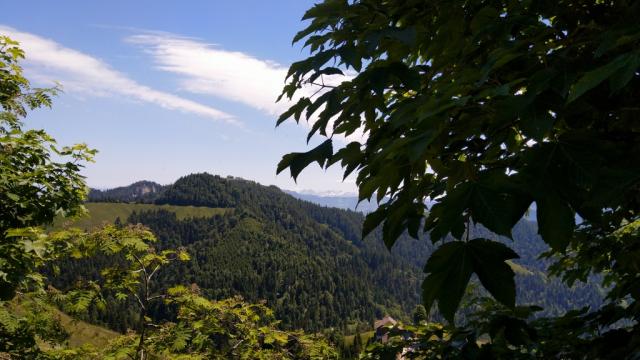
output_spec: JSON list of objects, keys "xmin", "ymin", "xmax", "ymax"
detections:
[
  {"xmin": 88, "ymin": 176, "xmax": 377, "ymax": 213},
  {"xmin": 88, "ymin": 180, "xmax": 165, "ymax": 203}
]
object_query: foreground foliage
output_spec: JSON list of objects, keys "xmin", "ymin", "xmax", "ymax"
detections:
[
  {"xmin": 279, "ymin": 0, "xmax": 640, "ymax": 358},
  {"xmin": 0, "ymin": 35, "xmax": 95, "ymax": 303},
  {"xmin": 144, "ymin": 287, "xmax": 337, "ymax": 359},
  {"xmin": 0, "ymin": 37, "xmax": 336, "ymax": 359},
  {"xmin": 3, "ymin": 222, "xmax": 338, "ymax": 359},
  {"xmin": 0, "ymin": 34, "xmax": 96, "ymax": 356},
  {"xmin": 45, "ymin": 228, "xmax": 336, "ymax": 360}
]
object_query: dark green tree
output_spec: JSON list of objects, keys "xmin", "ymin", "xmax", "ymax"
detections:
[
  {"xmin": 278, "ymin": 0, "xmax": 640, "ymax": 357},
  {"xmin": 49, "ymin": 225, "xmax": 190, "ymax": 360},
  {"xmin": 412, "ymin": 304, "xmax": 427, "ymax": 325},
  {"xmin": 0, "ymin": 35, "xmax": 95, "ymax": 301},
  {"xmin": 352, "ymin": 331, "xmax": 363, "ymax": 355}
]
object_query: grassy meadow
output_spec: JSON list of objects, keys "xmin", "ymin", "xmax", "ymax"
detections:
[{"xmin": 54, "ymin": 202, "xmax": 231, "ymax": 230}]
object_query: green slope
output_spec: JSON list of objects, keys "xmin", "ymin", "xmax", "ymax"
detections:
[
  {"xmin": 51, "ymin": 307, "xmax": 119, "ymax": 348},
  {"xmin": 54, "ymin": 202, "xmax": 231, "ymax": 230},
  {"xmin": 11, "ymin": 300, "xmax": 118, "ymax": 350},
  {"xmin": 344, "ymin": 331, "xmax": 375, "ymax": 347}
]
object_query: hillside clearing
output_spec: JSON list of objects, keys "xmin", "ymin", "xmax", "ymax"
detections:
[
  {"xmin": 53, "ymin": 202, "xmax": 231, "ymax": 230},
  {"xmin": 50, "ymin": 307, "xmax": 119, "ymax": 348}
]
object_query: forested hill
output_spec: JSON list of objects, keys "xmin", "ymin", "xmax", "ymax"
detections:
[
  {"xmin": 76, "ymin": 173, "xmax": 602, "ymax": 332},
  {"xmin": 81, "ymin": 173, "xmax": 430, "ymax": 331}
]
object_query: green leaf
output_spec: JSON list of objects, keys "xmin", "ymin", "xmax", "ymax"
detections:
[
  {"xmin": 307, "ymin": 91, "xmax": 342, "ymax": 142},
  {"xmin": 536, "ymin": 196, "xmax": 575, "ymax": 251},
  {"xmin": 277, "ymin": 97, "xmax": 311, "ymax": 126},
  {"xmin": 468, "ymin": 239, "xmax": 519, "ymax": 309},
  {"xmin": 292, "ymin": 22, "xmax": 322, "ymax": 44},
  {"xmin": 177, "ymin": 250, "xmax": 190, "ymax": 261},
  {"xmin": 422, "ymin": 241, "xmax": 473, "ymax": 323},
  {"xmin": 470, "ymin": 175, "xmax": 531, "ymax": 238},
  {"xmin": 470, "ymin": 6, "xmax": 499, "ymax": 35},
  {"xmin": 426, "ymin": 182, "xmax": 473, "ymax": 242},
  {"xmin": 519, "ymin": 104, "xmax": 555, "ymax": 141},
  {"xmin": 407, "ymin": 215, "xmax": 421, "ymax": 239},
  {"xmin": 422, "ymin": 239, "xmax": 520, "ymax": 322},
  {"xmin": 362, "ymin": 206, "xmax": 387, "ymax": 238},
  {"xmin": 330, "ymin": 142, "xmax": 362, "ymax": 179},
  {"xmin": 308, "ymin": 67, "xmax": 344, "ymax": 84},
  {"xmin": 276, "ymin": 139, "xmax": 333, "ymax": 181},
  {"xmin": 305, "ymin": 91, "xmax": 332, "ymax": 119},
  {"xmin": 388, "ymin": 62, "xmax": 421, "ymax": 90},
  {"xmin": 587, "ymin": 166, "xmax": 640, "ymax": 209},
  {"xmin": 382, "ymin": 208, "xmax": 407, "ymax": 249},
  {"xmin": 567, "ymin": 53, "xmax": 636, "ymax": 103},
  {"xmin": 609, "ymin": 54, "xmax": 640, "ymax": 94},
  {"xmin": 22, "ymin": 239, "xmax": 45, "ymax": 258},
  {"xmin": 338, "ymin": 45, "xmax": 362, "ymax": 72}
]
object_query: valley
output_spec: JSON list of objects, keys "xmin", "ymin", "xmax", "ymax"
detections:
[{"xmin": 51, "ymin": 173, "xmax": 603, "ymax": 336}]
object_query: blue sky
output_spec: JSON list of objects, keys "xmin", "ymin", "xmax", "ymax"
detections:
[{"xmin": 1, "ymin": 0, "xmax": 358, "ymax": 195}]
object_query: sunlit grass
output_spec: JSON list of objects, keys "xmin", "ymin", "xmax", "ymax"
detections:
[{"xmin": 53, "ymin": 202, "xmax": 231, "ymax": 230}]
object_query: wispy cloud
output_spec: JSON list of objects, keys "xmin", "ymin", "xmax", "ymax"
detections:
[
  {"xmin": 126, "ymin": 32, "xmax": 355, "ymax": 136},
  {"xmin": 127, "ymin": 32, "xmax": 293, "ymax": 116},
  {"xmin": 0, "ymin": 26, "xmax": 236, "ymax": 124}
]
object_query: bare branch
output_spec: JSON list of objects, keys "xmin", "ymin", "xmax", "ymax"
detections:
[
  {"xmin": 147, "ymin": 264, "xmax": 161, "ymax": 282},
  {"xmin": 133, "ymin": 293, "xmax": 146, "ymax": 311}
]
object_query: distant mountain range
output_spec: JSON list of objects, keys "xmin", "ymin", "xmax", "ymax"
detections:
[
  {"xmin": 90, "ymin": 179, "xmax": 380, "ymax": 213},
  {"xmin": 285, "ymin": 191, "xmax": 541, "ymax": 220},
  {"xmin": 284, "ymin": 190, "xmax": 380, "ymax": 213},
  {"xmin": 89, "ymin": 182, "xmax": 537, "ymax": 220},
  {"xmin": 89, "ymin": 180, "xmax": 165, "ymax": 203}
]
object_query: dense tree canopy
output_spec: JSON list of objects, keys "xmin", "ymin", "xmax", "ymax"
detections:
[
  {"xmin": 0, "ymin": 35, "xmax": 98, "ymax": 356},
  {"xmin": 0, "ymin": 36, "xmax": 96, "ymax": 301},
  {"xmin": 278, "ymin": 0, "xmax": 640, "ymax": 357}
]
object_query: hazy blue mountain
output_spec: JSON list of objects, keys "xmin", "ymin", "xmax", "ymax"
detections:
[{"xmin": 284, "ymin": 190, "xmax": 379, "ymax": 213}]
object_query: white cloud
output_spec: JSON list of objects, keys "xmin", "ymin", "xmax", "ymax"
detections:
[
  {"xmin": 127, "ymin": 33, "xmax": 292, "ymax": 116},
  {"xmin": 127, "ymin": 32, "xmax": 360, "ymax": 140},
  {"xmin": 0, "ymin": 26, "xmax": 236, "ymax": 124}
]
